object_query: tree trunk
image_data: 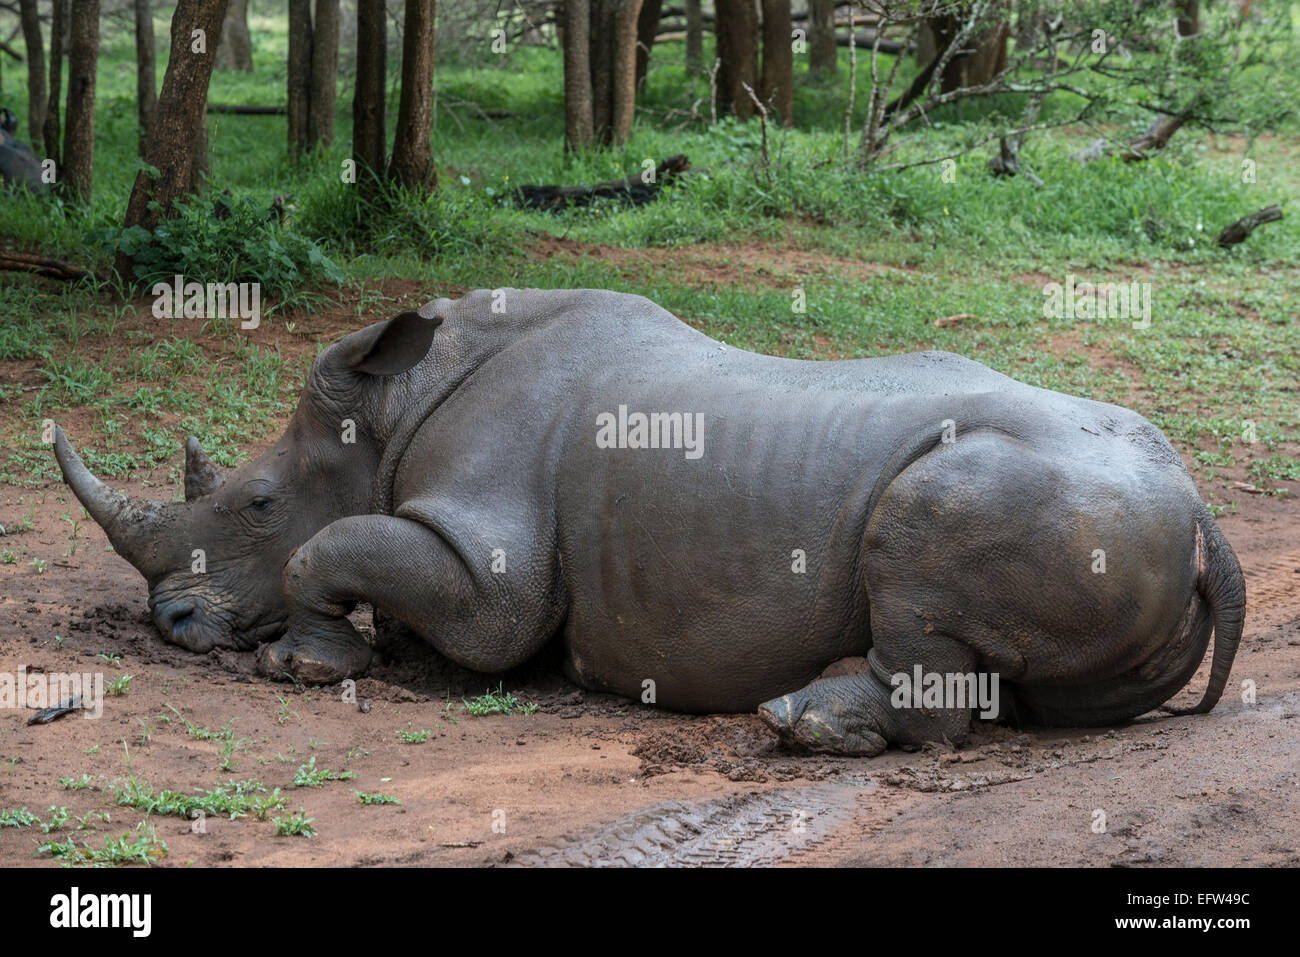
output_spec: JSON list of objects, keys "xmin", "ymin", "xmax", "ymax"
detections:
[
  {"xmin": 916, "ymin": 19, "xmax": 935, "ymax": 66},
  {"xmin": 119, "ymin": 0, "xmax": 230, "ymax": 278},
  {"xmin": 928, "ymin": 5, "xmax": 1008, "ymax": 93},
  {"xmin": 1176, "ymin": 0, "xmax": 1199, "ymax": 37},
  {"xmin": 43, "ymin": 0, "xmax": 68, "ymax": 175},
  {"xmin": 608, "ymin": 0, "xmax": 643, "ymax": 144},
  {"xmin": 715, "ymin": 0, "xmax": 758, "ymax": 119},
  {"xmin": 134, "ymin": 0, "xmax": 157, "ymax": 152},
  {"xmin": 18, "ymin": 0, "xmax": 45, "ymax": 155},
  {"xmin": 216, "ymin": 0, "xmax": 253, "ymax": 71},
  {"xmin": 808, "ymin": 0, "xmax": 836, "ymax": 78},
  {"xmin": 190, "ymin": 109, "xmax": 210, "ymax": 192},
  {"xmin": 586, "ymin": 0, "xmax": 644, "ymax": 147},
  {"xmin": 634, "ymin": 0, "xmax": 663, "ymax": 91},
  {"xmin": 353, "ymin": 0, "xmax": 386, "ymax": 196},
  {"xmin": 308, "ymin": 0, "xmax": 340, "ymax": 147},
  {"xmin": 62, "ymin": 0, "xmax": 100, "ymax": 203},
  {"xmin": 590, "ymin": 0, "xmax": 614, "ymax": 142},
  {"xmin": 965, "ymin": 17, "xmax": 1008, "ymax": 85},
  {"xmin": 684, "ymin": 0, "xmax": 703, "ymax": 72},
  {"xmin": 389, "ymin": 0, "xmax": 436, "ymax": 191},
  {"xmin": 563, "ymin": 0, "xmax": 595, "ymax": 151},
  {"xmin": 287, "ymin": 0, "xmax": 313, "ymax": 154},
  {"xmin": 760, "ymin": 0, "xmax": 793, "ymax": 124}
]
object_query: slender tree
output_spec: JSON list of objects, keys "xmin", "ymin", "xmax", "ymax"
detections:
[
  {"xmin": 216, "ymin": 0, "xmax": 254, "ymax": 71},
  {"xmin": 684, "ymin": 0, "xmax": 703, "ymax": 73},
  {"xmin": 808, "ymin": 0, "xmax": 836, "ymax": 77},
  {"xmin": 715, "ymin": 0, "xmax": 758, "ymax": 119},
  {"xmin": 563, "ymin": 0, "xmax": 595, "ymax": 151},
  {"xmin": 608, "ymin": 0, "xmax": 643, "ymax": 144},
  {"xmin": 589, "ymin": 0, "xmax": 612, "ymax": 140},
  {"xmin": 589, "ymin": 0, "xmax": 643, "ymax": 145},
  {"xmin": 287, "ymin": 0, "xmax": 313, "ymax": 154},
  {"xmin": 308, "ymin": 0, "xmax": 340, "ymax": 147},
  {"xmin": 43, "ymin": 0, "xmax": 68, "ymax": 174},
  {"xmin": 119, "ymin": 0, "xmax": 231, "ymax": 277},
  {"xmin": 634, "ymin": 0, "xmax": 663, "ymax": 91},
  {"xmin": 62, "ymin": 0, "xmax": 100, "ymax": 203},
  {"xmin": 760, "ymin": 0, "xmax": 794, "ymax": 124},
  {"xmin": 352, "ymin": 0, "xmax": 386, "ymax": 197},
  {"xmin": 18, "ymin": 0, "xmax": 45, "ymax": 155},
  {"xmin": 134, "ymin": 0, "xmax": 158, "ymax": 152},
  {"xmin": 389, "ymin": 0, "xmax": 436, "ymax": 191}
]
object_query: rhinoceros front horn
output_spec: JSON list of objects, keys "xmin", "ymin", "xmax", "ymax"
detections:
[
  {"xmin": 184, "ymin": 436, "xmax": 224, "ymax": 501},
  {"xmin": 52, "ymin": 426, "xmax": 177, "ymax": 581}
]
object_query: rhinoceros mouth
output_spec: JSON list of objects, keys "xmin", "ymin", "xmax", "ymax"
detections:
[{"xmin": 148, "ymin": 590, "xmax": 285, "ymax": 654}]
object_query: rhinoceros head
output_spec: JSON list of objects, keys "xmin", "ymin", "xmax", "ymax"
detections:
[{"xmin": 53, "ymin": 310, "xmax": 442, "ymax": 653}]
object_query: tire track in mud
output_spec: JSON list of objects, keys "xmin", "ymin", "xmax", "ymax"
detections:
[{"xmin": 509, "ymin": 784, "xmax": 861, "ymax": 867}]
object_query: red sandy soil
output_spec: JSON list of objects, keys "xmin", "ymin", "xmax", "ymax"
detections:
[{"xmin": 0, "ymin": 269, "xmax": 1296, "ymax": 867}]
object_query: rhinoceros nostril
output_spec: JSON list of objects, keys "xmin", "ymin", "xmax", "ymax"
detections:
[{"xmin": 154, "ymin": 601, "xmax": 197, "ymax": 635}]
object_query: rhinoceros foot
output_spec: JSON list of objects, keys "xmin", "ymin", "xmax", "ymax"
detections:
[
  {"xmin": 256, "ymin": 616, "xmax": 373, "ymax": 684},
  {"xmin": 758, "ymin": 675, "xmax": 890, "ymax": 757}
]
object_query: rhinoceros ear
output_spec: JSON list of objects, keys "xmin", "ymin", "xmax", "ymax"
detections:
[{"xmin": 336, "ymin": 310, "xmax": 444, "ymax": 377}]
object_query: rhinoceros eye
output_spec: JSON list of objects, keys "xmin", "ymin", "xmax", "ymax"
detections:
[{"xmin": 248, "ymin": 496, "xmax": 273, "ymax": 512}]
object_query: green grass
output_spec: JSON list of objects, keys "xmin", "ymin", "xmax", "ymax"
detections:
[
  {"xmin": 111, "ymin": 776, "xmax": 286, "ymax": 821},
  {"xmin": 354, "ymin": 791, "xmax": 402, "ymax": 806},
  {"xmin": 0, "ymin": 10, "xmax": 1297, "ymax": 494},
  {"xmin": 165, "ymin": 706, "xmax": 237, "ymax": 742},
  {"xmin": 291, "ymin": 756, "xmax": 358, "ymax": 788},
  {"xmin": 0, "ymin": 807, "xmax": 39, "ymax": 829},
  {"xmin": 272, "ymin": 807, "xmax": 316, "ymax": 838},
  {"xmin": 462, "ymin": 683, "xmax": 539, "ymax": 717},
  {"xmin": 36, "ymin": 823, "xmax": 169, "ymax": 867}
]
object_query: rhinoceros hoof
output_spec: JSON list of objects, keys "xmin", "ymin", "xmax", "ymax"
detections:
[
  {"xmin": 256, "ymin": 619, "xmax": 373, "ymax": 684},
  {"xmin": 758, "ymin": 692, "xmax": 888, "ymax": 757}
]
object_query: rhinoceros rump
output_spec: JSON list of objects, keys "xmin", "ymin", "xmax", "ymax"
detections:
[{"xmin": 54, "ymin": 289, "xmax": 1245, "ymax": 756}]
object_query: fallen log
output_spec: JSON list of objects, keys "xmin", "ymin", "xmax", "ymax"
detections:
[
  {"xmin": 206, "ymin": 104, "xmax": 286, "ymax": 115},
  {"xmin": 1216, "ymin": 204, "xmax": 1283, "ymax": 248},
  {"xmin": 837, "ymin": 31, "xmax": 912, "ymax": 54},
  {"xmin": 513, "ymin": 155, "xmax": 694, "ymax": 212},
  {"xmin": 987, "ymin": 135, "xmax": 1044, "ymax": 185},
  {"xmin": 0, "ymin": 250, "xmax": 101, "ymax": 282},
  {"xmin": 987, "ymin": 93, "xmax": 1045, "ymax": 186},
  {"xmin": 1074, "ymin": 113, "xmax": 1188, "ymax": 163}
]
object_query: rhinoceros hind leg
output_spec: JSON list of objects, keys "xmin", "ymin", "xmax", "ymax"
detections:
[
  {"xmin": 760, "ymin": 639, "xmax": 979, "ymax": 757},
  {"xmin": 257, "ymin": 616, "xmax": 373, "ymax": 684},
  {"xmin": 758, "ymin": 673, "xmax": 901, "ymax": 756}
]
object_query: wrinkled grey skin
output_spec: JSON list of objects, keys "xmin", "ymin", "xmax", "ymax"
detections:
[{"xmin": 55, "ymin": 289, "xmax": 1246, "ymax": 756}]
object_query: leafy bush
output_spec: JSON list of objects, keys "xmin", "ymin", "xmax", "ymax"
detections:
[
  {"xmin": 296, "ymin": 174, "xmax": 518, "ymax": 261},
  {"xmin": 90, "ymin": 188, "xmax": 342, "ymax": 312}
]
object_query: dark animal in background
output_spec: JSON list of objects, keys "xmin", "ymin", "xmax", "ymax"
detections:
[{"xmin": 0, "ymin": 108, "xmax": 47, "ymax": 193}]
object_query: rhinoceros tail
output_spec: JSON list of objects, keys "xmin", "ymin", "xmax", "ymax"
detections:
[{"xmin": 1160, "ymin": 514, "xmax": 1245, "ymax": 716}]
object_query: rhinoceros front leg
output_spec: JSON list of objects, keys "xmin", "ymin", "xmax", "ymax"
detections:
[
  {"xmin": 257, "ymin": 514, "xmax": 479, "ymax": 683},
  {"xmin": 759, "ymin": 637, "xmax": 979, "ymax": 756}
]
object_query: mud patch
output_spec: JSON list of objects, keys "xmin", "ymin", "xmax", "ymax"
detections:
[
  {"xmin": 631, "ymin": 714, "xmax": 853, "ymax": 783},
  {"xmin": 509, "ymin": 784, "xmax": 861, "ymax": 867}
]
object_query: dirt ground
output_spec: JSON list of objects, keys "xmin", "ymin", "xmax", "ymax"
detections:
[{"xmin": 1, "ymin": 282, "xmax": 1297, "ymax": 868}]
